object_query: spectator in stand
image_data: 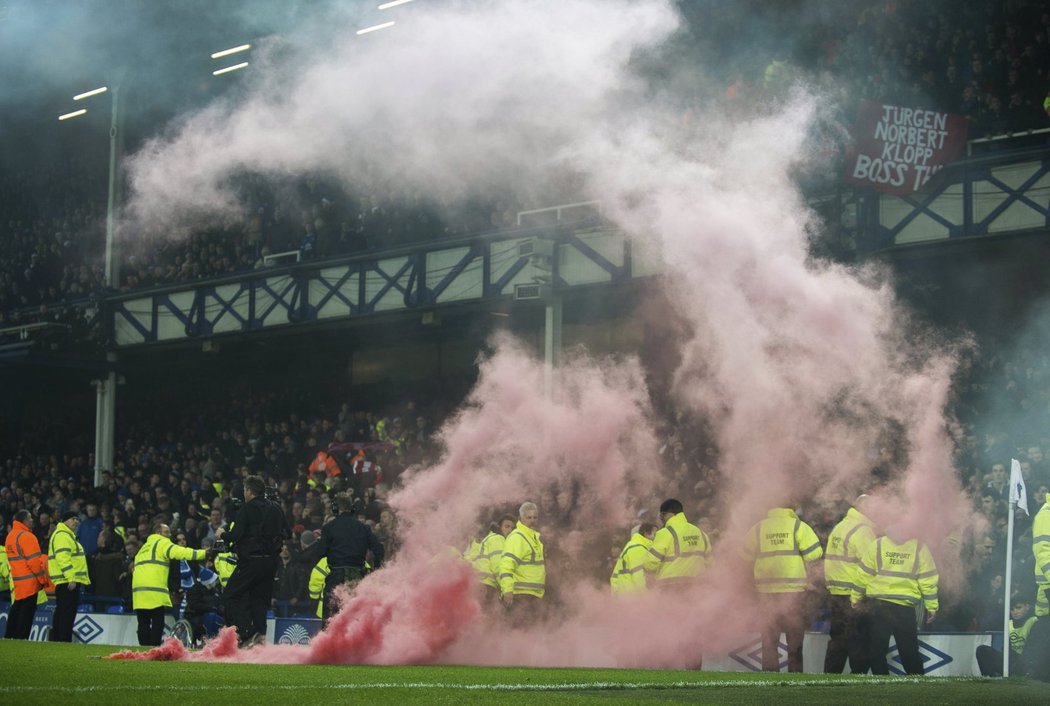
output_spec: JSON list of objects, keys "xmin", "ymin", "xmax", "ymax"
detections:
[
  {"xmin": 204, "ymin": 507, "xmax": 226, "ymax": 543},
  {"xmin": 273, "ymin": 540, "xmax": 304, "ymax": 617},
  {"xmin": 1027, "ymin": 446, "xmax": 1050, "ymax": 488},
  {"xmin": 77, "ymin": 502, "xmax": 103, "ymax": 558},
  {"xmin": 986, "ymin": 463, "xmax": 1009, "ymax": 500}
]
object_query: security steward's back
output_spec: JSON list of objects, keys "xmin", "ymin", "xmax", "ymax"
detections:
[
  {"xmin": 317, "ymin": 492, "xmax": 385, "ymax": 626},
  {"xmin": 221, "ymin": 475, "xmax": 288, "ymax": 646}
]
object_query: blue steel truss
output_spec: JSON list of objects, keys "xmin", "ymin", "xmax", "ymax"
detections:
[
  {"xmin": 111, "ymin": 225, "xmax": 636, "ymax": 347},
  {"xmin": 862, "ymin": 146, "xmax": 1050, "ymax": 251}
]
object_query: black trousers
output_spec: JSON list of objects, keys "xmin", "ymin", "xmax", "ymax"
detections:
[
  {"xmin": 136, "ymin": 606, "xmax": 166, "ymax": 646},
  {"xmin": 224, "ymin": 555, "xmax": 277, "ymax": 642},
  {"xmin": 759, "ymin": 592, "xmax": 807, "ymax": 672},
  {"xmin": 322, "ymin": 566, "xmax": 365, "ymax": 628},
  {"xmin": 503, "ymin": 593, "xmax": 544, "ymax": 629},
  {"xmin": 4, "ymin": 595, "xmax": 39, "ymax": 639},
  {"xmin": 869, "ymin": 600, "xmax": 923, "ymax": 675},
  {"xmin": 824, "ymin": 594, "xmax": 871, "ymax": 674},
  {"xmin": 50, "ymin": 583, "xmax": 81, "ymax": 642}
]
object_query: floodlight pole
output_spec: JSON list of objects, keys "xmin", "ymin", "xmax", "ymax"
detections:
[
  {"xmin": 94, "ymin": 71, "xmax": 125, "ymax": 487},
  {"xmin": 543, "ymin": 292, "xmax": 562, "ymax": 401}
]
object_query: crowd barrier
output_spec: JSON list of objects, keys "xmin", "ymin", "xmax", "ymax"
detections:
[{"xmin": 1, "ymin": 603, "xmax": 997, "ymax": 675}]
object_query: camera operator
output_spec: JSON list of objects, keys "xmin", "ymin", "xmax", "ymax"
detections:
[
  {"xmin": 215, "ymin": 475, "xmax": 288, "ymax": 647},
  {"xmin": 317, "ymin": 492, "xmax": 384, "ymax": 627}
]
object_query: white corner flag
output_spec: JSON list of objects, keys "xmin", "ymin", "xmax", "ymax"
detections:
[
  {"xmin": 1010, "ymin": 458, "xmax": 1029, "ymax": 516},
  {"xmin": 1004, "ymin": 458, "xmax": 1031, "ymax": 677}
]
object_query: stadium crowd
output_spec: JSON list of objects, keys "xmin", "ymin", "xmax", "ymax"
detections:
[
  {"xmin": 1, "ymin": 333, "xmax": 1047, "ymax": 625},
  {"xmin": 3, "ymin": 0, "xmax": 1049, "ymax": 331},
  {"xmin": 0, "ymin": 385, "xmax": 440, "ymax": 620}
]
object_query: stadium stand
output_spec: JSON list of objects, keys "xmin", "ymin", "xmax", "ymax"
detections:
[{"xmin": 1, "ymin": 0, "xmax": 1049, "ymax": 631}]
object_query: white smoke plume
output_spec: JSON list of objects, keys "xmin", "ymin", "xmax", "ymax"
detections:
[{"xmin": 118, "ymin": 0, "xmax": 976, "ymax": 666}]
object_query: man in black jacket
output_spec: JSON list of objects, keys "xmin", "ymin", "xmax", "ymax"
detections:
[
  {"xmin": 318, "ymin": 492, "xmax": 384, "ymax": 627},
  {"xmin": 217, "ymin": 475, "xmax": 288, "ymax": 647}
]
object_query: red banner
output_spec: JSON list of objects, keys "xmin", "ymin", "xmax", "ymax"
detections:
[{"xmin": 843, "ymin": 101, "xmax": 968, "ymax": 195}]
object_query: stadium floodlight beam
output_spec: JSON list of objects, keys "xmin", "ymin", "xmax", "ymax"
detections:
[
  {"xmin": 212, "ymin": 62, "xmax": 249, "ymax": 76},
  {"xmin": 73, "ymin": 86, "xmax": 108, "ymax": 101},
  {"xmin": 211, "ymin": 43, "xmax": 251, "ymax": 59},
  {"xmin": 357, "ymin": 21, "xmax": 395, "ymax": 35},
  {"xmin": 378, "ymin": 0, "xmax": 414, "ymax": 9},
  {"xmin": 58, "ymin": 108, "xmax": 88, "ymax": 121}
]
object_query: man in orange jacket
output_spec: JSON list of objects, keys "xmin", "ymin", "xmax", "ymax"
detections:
[{"xmin": 5, "ymin": 510, "xmax": 50, "ymax": 639}]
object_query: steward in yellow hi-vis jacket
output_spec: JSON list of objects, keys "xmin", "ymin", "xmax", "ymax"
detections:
[
  {"xmin": 642, "ymin": 499, "xmax": 712, "ymax": 586},
  {"xmin": 48, "ymin": 512, "xmax": 91, "ymax": 642},
  {"xmin": 823, "ymin": 500, "xmax": 876, "ymax": 674},
  {"xmin": 744, "ymin": 507, "xmax": 823, "ymax": 673},
  {"xmin": 611, "ymin": 524, "xmax": 657, "ymax": 595},
  {"xmin": 133, "ymin": 522, "xmax": 207, "ymax": 646},
  {"xmin": 499, "ymin": 503, "xmax": 545, "ymax": 626},
  {"xmin": 308, "ymin": 557, "xmax": 330, "ymax": 619},
  {"xmin": 463, "ymin": 537, "xmax": 482, "ymax": 564},
  {"xmin": 474, "ymin": 516, "xmax": 515, "ymax": 605},
  {"xmin": 215, "ymin": 551, "xmax": 238, "ymax": 588},
  {"xmin": 851, "ymin": 532, "xmax": 939, "ymax": 675},
  {"xmin": 1033, "ymin": 499, "xmax": 1050, "ymax": 617},
  {"xmin": 0, "ymin": 545, "xmax": 10, "ymax": 599}
]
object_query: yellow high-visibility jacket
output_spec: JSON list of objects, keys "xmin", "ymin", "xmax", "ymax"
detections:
[
  {"xmin": 611, "ymin": 533, "xmax": 654, "ymax": 594},
  {"xmin": 1011, "ymin": 615, "xmax": 1038, "ymax": 655},
  {"xmin": 0, "ymin": 547, "xmax": 38, "ymax": 603},
  {"xmin": 48, "ymin": 522, "xmax": 91, "ymax": 586},
  {"xmin": 0, "ymin": 546, "xmax": 10, "ymax": 595},
  {"xmin": 215, "ymin": 552, "xmax": 238, "ymax": 588},
  {"xmin": 309, "ymin": 557, "xmax": 330, "ymax": 618},
  {"xmin": 132, "ymin": 533, "xmax": 205, "ymax": 610},
  {"xmin": 471, "ymin": 532, "xmax": 505, "ymax": 589},
  {"xmin": 1033, "ymin": 501, "xmax": 1050, "ymax": 616},
  {"xmin": 851, "ymin": 536, "xmax": 939, "ymax": 612},
  {"xmin": 463, "ymin": 538, "xmax": 481, "ymax": 563},
  {"xmin": 745, "ymin": 508, "xmax": 823, "ymax": 594},
  {"xmin": 499, "ymin": 522, "xmax": 545, "ymax": 598},
  {"xmin": 824, "ymin": 507, "xmax": 875, "ymax": 597},
  {"xmin": 643, "ymin": 512, "xmax": 711, "ymax": 585}
]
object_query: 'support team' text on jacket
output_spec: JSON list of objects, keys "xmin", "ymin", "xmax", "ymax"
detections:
[
  {"xmin": 642, "ymin": 512, "xmax": 712, "ymax": 585},
  {"xmin": 851, "ymin": 536, "xmax": 939, "ymax": 613},
  {"xmin": 745, "ymin": 508, "xmax": 824, "ymax": 593}
]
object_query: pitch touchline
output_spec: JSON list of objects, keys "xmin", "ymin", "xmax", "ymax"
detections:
[{"xmin": 0, "ymin": 677, "xmax": 987, "ymax": 693}]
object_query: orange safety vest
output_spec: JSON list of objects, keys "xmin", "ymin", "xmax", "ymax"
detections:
[
  {"xmin": 5, "ymin": 521, "xmax": 49, "ymax": 600},
  {"xmin": 309, "ymin": 451, "xmax": 343, "ymax": 478}
]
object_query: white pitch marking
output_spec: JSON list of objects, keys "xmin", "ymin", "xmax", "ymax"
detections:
[{"xmin": 0, "ymin": 676, "xmax": 990, "ymax": 693}]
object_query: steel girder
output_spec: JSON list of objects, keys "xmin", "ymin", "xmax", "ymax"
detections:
[{"xmin": 112, "ymin": 226, "xmax": 638, "ymax": 347}]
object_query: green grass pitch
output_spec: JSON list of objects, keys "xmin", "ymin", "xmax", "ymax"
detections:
[{"xmin": 0, "ymin": 641, "xmax": 1042, "ymax": 705}]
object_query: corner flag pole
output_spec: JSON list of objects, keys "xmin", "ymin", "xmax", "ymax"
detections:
[
  {"xmin": 1003, "ymin": 458, "xmax": 1030, "ymax": 677},
  {"xmin": 1003, "ymin": 488, "xmax": 1015, "ymax": 678}
]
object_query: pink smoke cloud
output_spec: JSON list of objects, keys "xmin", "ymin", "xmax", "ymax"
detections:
[{"xmin": 114, "ymin": 0, "xmax": 979, "ymax": 668}]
